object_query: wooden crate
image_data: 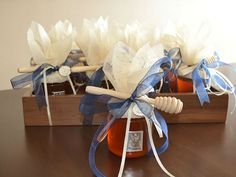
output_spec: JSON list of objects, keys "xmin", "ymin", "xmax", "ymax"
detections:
[
  {"xmin": 158, "ymin": 93, "xmax": 228, "ymax": 123},
  {"xmin": 22, "ymin": 91, "xmax": 228, "ymax": 126}
]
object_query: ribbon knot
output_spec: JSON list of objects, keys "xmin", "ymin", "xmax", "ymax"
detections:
[
  {"xmin": 11, "ymin": 58, "xmax": 81, "ymax": 107},
  {"xmin": 54, "ymin": 66, "xmax": 60, "ymax": 71},
  {"xmin": 192, "ymin": 53, "xmax": 236, "ymax": 108},
  {"xmin": 129, "ymin": 93, "xmax": 136, "ymax": 102}
]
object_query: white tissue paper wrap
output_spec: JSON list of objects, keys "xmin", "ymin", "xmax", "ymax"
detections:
[
  {"xmin": 103, "ymin": 41, "xmax": 164, "ymax": 95},
  {"xmin": 27, "ymin": 20, "xmax": 74, "ymax": 83},
  {"xmin": 76, "ymin": 17, "xmax": 122, "ymax": 66},
  {"xmin": 160, "ymin": 21, "xmax": 214, "ymax": 66},
  {"xmin": 123, "ymin": 21, "xmax": 160, "ymax": 52}
]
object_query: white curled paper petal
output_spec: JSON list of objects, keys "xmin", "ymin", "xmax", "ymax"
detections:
[
  {"xmin": 76, "ymin": 17, "xmax": 122, "ymax": 67},
  {"xmin": 49, "ymin": 20, "xmax": 73, "ymax": 42},
  {"xmin": 27, "ymin": 20, "xmax": 73, "ymax": 66},
  {"xmin": 123, "ymin": 21, "xmax": 160, "ymax": 51},
  {"xmin": 75, "ymin": 19, "xmax": 92, "ymax": 57},
  {"xmin": 29, "ymin": 21, "xmax": 51, "ymax": 53},
  {"xmin": 48, "ymin": 36, "xmax": 73, "ymax": 66},
  {"xmin": 27, "ymin": 28, "xmax": 47, "ymax": 63}
]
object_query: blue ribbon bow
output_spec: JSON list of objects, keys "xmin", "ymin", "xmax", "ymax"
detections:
[
  {"xmin": 11, "ymin": 58, "xmax": 81, "ymax": 107},
  {"xmin": 192, "ymin": 52, "xmax": 236, "ymax": 106},
  {"xmin": 80, "ymin": 67, "xmax": 110, "ymax": 125}
]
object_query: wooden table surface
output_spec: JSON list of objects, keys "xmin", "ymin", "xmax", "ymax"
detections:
[{"xmin": 0, "ymin": 89, "xmax": 236, "ymax": 177}]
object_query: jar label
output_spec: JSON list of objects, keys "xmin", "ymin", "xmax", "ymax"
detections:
[
  {"xmin": 52, "ymin": 91, "xmax": 65, "ymax": 96},
  {"xmin": 127, "ymin": 131, "xmax": 143, "ymax": 152}
]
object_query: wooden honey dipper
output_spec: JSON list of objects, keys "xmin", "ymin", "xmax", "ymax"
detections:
[
  {"xmin": 86, "ymin": 86, "xmax": 183, "ymax": 114},
  {"xmin": 18, "ymin": 55, "xmax": 99, "ymax": 74}
]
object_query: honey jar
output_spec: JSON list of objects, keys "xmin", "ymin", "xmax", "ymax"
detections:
[
  {"xmin": 176, "ymin": 76, "xmax": 193, "ymax": 93},
  {"xmin": 107, "ymin": 117, "xmax": 149, "ymax": 158}
]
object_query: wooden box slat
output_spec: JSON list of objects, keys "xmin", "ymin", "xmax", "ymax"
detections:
[
  {"xmin": 159, "ymin": 93, "xmax": 228, "ymax": 123},
  {"xmin": 22, "ymin": 91, "xmax": 228, "ymax": 126},
  {"xmin": 22, "ymin": 90, "xmax": 107, "ymax": 126}
]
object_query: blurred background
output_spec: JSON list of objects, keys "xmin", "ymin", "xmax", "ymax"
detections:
[{"xmin": 1, "ymin": 0, "xmax": 236, "ymax": 90}]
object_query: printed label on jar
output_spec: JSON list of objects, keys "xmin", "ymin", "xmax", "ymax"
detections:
[
  {"xmin": 127, "ymin": 131, "xmax": 143, "ymax": 152},
  {"xmin": 52, "ymin": 91, "xmax": 65, "ymax": 96}
]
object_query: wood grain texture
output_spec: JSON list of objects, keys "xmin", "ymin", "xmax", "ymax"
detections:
[
  {"xmin": 156, "ymin": 93, "xmax": 228, "ymax": 123},
  {"xmin": 22, "ymin": 91, "xmax": 228, "ymax": 126},
  {"xmin": 23, "ymin": 90, "xmax": 108, "ymax": 126}
]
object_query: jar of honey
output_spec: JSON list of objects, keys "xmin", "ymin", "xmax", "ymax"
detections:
[
  {"xmin": 176, "ymin": 76, "xmax": 193, "ymax": 93},
  {"xmin": 168, "ymin": 71, "xmax": 178, "ymax": 93},
  {"xmin": 107, "ymin": 117, "xmax": 149, "ymax": 158}
]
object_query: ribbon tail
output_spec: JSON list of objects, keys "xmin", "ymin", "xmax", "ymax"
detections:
[
  {"xmin": 150, "ymin": 113, "xmax": 163, "ymax": 138},
  {"xmin": 32, "ymin": 64, "xmax": 53, "ymax": 108},
  {"xmin": 67, "ymin": 75, "xmax": 76, "ymax": 95},
  {"xmin": 192, "ymin": 68, "xmax": 210, "ymax": 106},
  {"xmin": 89, "ymin": 122, "xmax": 107, "ymax": 177},
  {"xmin": 117, "ymin": 103, "xmax": 133, "ymax": 177},
  {"xmin": 148, "ymin": 111, "xmax": 169, "ymax": 155},
  {"xmin": 43, "ymin": 68, "xmax": 52, "ymax": 126},
  {"xmin": 81, "ymin": 68, "xmax": 105, "ymax": 125},
  {"xmin": 11, "ymin": 73, "xmax": 32, "ymax": 89},
  {"xmin": 135, "ymin": 101, "xmax": 163, "ymax": 138},
  {"xmin": 145, "ymin": 116, "xmax": 174, "ymax": 177},
  {"xmin": 97, "ymin": 114, "xmax": 115, "ymax": 142}
]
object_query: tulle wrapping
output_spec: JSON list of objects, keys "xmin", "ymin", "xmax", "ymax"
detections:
[
  {"xmin": 103, "ymin": 41, "xmax": 165, "ymax": 95},
  {"xmin": 160, "ymin": 21, "xmax": 214, "ymax": 65},
  {"xmin": 122, "ymin": 21, "xmax": 160, "ymax": 51}
]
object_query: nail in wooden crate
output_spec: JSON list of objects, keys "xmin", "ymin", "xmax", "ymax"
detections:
[{"xmin": 22, "ymin": 90, "xmax": 228, "ymax": 126}]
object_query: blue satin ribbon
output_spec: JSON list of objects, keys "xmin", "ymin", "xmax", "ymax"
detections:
[
  {"xmin": 162, "ymin": 48, "xmax": 181, "ymax": 92},
  {"xmin": 192, "ymin": 53, "xmax": 236, "ymax": 106},
  {"xmin": 11, "ymin": 58, "xmax": 81, "ymax": 108},
  {"xmin": 86, "ymin": 54, "xmax": 174, "ymax": 177},
  {"xmin": 80, "ymin": 67, "xmax": 109, "ymax": 125},
  {"xmin": 192, "ymin": 59, "xmax": 210, "ymax": 105}
]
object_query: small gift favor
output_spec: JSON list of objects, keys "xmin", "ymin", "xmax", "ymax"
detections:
[
  {"xmin": 11, "ymin": 20, "xmax": 96, "ymax": 126},
  {"xmin": 160, "ymin": 22, "xmax": 236, "ymax": 112},
  {"xmin": 82, "ymin": 41, "xmax": 184, "ymax": 177}
]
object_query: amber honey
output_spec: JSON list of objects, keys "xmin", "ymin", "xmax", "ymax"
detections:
[
  {"xmin": 168, "ymin": 72, "xmax": 178, "ymax": 93},
  {"xmin": 107, "ymin": 118, "xmax": 148, "ymax": 158},
  {"xmin": 177, "ymin": 76, "xmax": 193, "ymax": 93}
]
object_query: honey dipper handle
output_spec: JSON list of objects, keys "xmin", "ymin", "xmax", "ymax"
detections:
[
  {"xmin": 17, "ymin": 65, "xmax": 101, "ymax": 73},
  {"xmin": 86, "ymin": 86, "xmax": 130, "ymax": 100},
  {"xmin": 86, "ymin": 86, "xmax": 183, "ymax": 114}
]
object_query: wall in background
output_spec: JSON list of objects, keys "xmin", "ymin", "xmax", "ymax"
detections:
[{"xmin": 1, "ymin": 0, "xmax": 236, "ymax": 90}]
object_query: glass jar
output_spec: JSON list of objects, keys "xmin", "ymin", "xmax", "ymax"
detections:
[
  {"xmin": 46, "ymin": 81, "xmax": 75, "ymax": 95},
  {"xmin": 168, "ymin": 71, "xmax": 178, "ymax": 93},
  {"xmin": 176, "ymin": 76, "xmax": 193, "ymax": 93},
  {"xmin": 107, "ymin": 117, "xmax": 148, "ymax": 158}
]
